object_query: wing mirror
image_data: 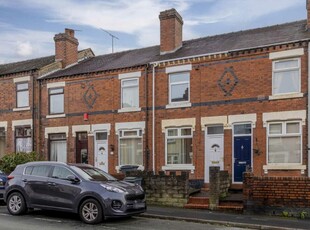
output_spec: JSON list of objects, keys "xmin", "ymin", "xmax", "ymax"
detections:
[{"xmin": 67, "ymin": 175, "xmax": 80, "ymax": 183}]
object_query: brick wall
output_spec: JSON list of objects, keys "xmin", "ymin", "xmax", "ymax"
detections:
[
  {"xmin": 243, "ymin": 172, "xmax": 310, "ymax": 217},
  {"xmin": 123, "ymin": 170, "xmax": 189, "ymax": 207}
]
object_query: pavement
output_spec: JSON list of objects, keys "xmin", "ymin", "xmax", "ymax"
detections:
[{"xmin": 141, "ymin": 205, "xmax": 309, "ymax": 230}]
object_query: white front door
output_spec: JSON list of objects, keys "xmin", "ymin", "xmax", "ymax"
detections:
[
  {"xmin": 94, "ymin": 131, "xmax": 108, "ymax": 172},
  {"xmin": 205, "ymin": 125, "xmax": 224, "ymax": 183}
]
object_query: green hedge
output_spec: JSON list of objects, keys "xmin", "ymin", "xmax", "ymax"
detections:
[{"xmin": 0, "ymin": 152, "xmax": 43, "ymax": 174}]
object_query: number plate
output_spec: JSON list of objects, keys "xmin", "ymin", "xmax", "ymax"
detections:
[{"xmin": 134, "ymin": 202, "xmax": 145, "ymax": 209}]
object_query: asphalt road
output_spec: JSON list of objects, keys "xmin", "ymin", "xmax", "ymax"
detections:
[{"xmin": 0, "ymin": 204, "xmax": 244, "ymax": 230}]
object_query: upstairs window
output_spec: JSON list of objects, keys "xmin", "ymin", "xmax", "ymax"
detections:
[
  {"xmin": 16, "ymin": 82, "xmax": 29, "ymax": 108},
  {"xmin": 272, "ymin": 58, "xmax": 300, "ymax": 95},
  {"xmin": 169, "ymin": 72, "xmax": 190, "ymax": 103},
  {"xmin": 49, "ymin": 87, "xmax": 64, "ymax": 114},
  {"xmin": 121, "ymin": 79, "xmax": 139, "ymax": 109}
]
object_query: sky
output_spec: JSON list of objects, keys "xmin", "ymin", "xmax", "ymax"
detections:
[{"xmin": 0, "ymin": 0, "xmax": 307, "ymax": 64}]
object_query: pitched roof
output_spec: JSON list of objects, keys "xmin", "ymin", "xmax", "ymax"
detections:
[
  {"xmin": 13, "ymin": 20, "xmax": 310, "ymax": 80},
  {"xmin": 0, "ymin": 49, "xmax": 94, "ymax": 77},
  {"xmin": 0, "ymin": 55, "xmax": 55, "ymax": 76}
]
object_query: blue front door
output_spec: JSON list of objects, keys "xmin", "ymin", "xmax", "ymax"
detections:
[{"xmin": 234, "ymin": 136, "xmax": 251, "ymax": 182}]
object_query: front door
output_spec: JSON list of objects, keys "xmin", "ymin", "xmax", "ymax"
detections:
[
  {"xmin": 205, "ymin": 125, "xmax": 224, "ymax": 183},
  {"xmin": 94, "ymin": 131, "xmax": 108, "ymax": 172},
  {"xmin": 76, "ymin": 132, "xmax": 88, "ymax": 164},
  {"xmin": 233, "ymin": 124, "xmax": 252, "ymax": 183}
]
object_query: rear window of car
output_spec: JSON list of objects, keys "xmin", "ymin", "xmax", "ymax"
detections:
[
  {"xmin": 71, "ymin": 166, "xmax": 117, "ymax": 181},
  {"xmin": 25, "ymin": 165, "xmax": 51, "ymax": 177}
]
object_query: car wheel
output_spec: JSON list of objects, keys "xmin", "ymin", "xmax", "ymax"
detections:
[
  {"xmin": 7, "ymin": 192, "xmax": 27, "ymax": 215},
  {"xmin": 79, "ymin": 199, "xmax": 103, "ymax": 224}
]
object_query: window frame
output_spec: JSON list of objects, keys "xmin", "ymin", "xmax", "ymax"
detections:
[
  {"xmin": 15, "ymin": 126, "xmax": 32, "ymax": 153},
  {"xmin": 118, "ymin": 129, "xmax": 143, "ymax": 166},
  {"xmin": 267, "ymin": 121, "xmax": 302, "ymax": 165},
  {"xmin": 121, "ymin": 78, "xmax": 139, "ymax": 109},
  {"xmin": 165, "ymin": 127, "xmax": 193, "ymax": 166},
  {"xmin": 169, "ymin": 72, "xmax": 190, "ymax": 104},
  {"xmin": 16, "ymin": 82, "xmax": 29, "ymax": 108},
  {"xmin": 48, "ymin": 87, "xmax": 64, "ymax": 115},
  {"xmin": 272, "ymin": 58, "xmax": 301, "ymax": 96},
  {"xmin": 49, "ymin": 133, "xmax": 67, "ymax": 162}
]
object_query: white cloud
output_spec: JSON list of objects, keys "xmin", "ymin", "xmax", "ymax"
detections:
[{"xmin": 16, "ymin": 41, "xmax": 33, "ymax": 56}]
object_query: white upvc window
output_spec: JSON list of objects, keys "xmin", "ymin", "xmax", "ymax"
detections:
[
  {"xmin": 119, "ymin": 129, "xmax": 143, "ymax": 166},
  {"xmin": 267, "ymin": 121, "xmax": 302, "ymax": 164},
  {"xmin": 165, "ymin": 127, "xmax": 193, "ymax": 165},
  {"xmin": 272, "ymin": 58, "xmax": 300, "ymax": 95},
  {"xmin": 169, "ymin": 72, "xmax": 190, "ymax": 104},
  {"xmin": 16, "ymin": 82, "xmax": 29, "ymax": 108},
  {"xmin": 49, "ymin": 87, "xmax": 64, "ymax": 115},
  {"xmin": 121, "ymin": 78, "xmax": 139, "ymax": 109}
]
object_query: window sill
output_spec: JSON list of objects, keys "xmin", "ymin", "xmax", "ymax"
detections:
[
  {"xmin": 166, "ymin": 102, "xmax": 192, "ymax": 109},
  {"xmin": 162, "ymin": 165, "xmax": 195, "ymax": 173},
  {"xmin": 13, "ymin": 107, "xmax": 30, "ymax": 112},
  {"xmin": 118, "ymin": 107, "xmax": 141, "ymax": 113},
  {"xmin": 46, "ymin": 114, "xmax": 66, "ymax": 119},
  {"xmin": 269, "ymin": 93, "xmax": 304, "ymax": 101},
  {"xmin": 263, "ymin": 164, "xmax": 306, "ymax": 174}
]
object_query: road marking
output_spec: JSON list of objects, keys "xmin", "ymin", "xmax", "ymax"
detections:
[{"xmin": 34, "ymin": 217, "xmax": 62, "ymax": 223}]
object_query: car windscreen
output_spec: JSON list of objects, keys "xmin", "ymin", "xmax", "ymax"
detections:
[{"xmin": 71, "ymin": 166, "xmax": 117, "ymax": 181}]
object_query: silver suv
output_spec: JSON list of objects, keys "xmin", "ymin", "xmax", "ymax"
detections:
[{"xmin": 5, "ymin": 161, "xmax": 146, "ymax": 224}]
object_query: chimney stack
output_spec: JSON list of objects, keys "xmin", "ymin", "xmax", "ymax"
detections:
[
  {"xmin": 159, "ymin": 8, "xmax": 183, "ymax": 55},
  {"xmin": 54, "ymin": 28, "xmax": 79, "ymax": 68}
]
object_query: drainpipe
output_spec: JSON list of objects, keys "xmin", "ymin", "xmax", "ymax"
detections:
[
  {"xmin": 152, "ymin": 63, "xmax": 158, "ymax": 174},
  {"xmin": 31, "ymin": 72, "xmax": 35, "ymax": 152},
  {"xmin": 308, "ymin": 42, "xmax": 310, "ymax": 177},
  {"xmin": 144, "ymin": 64, "xmax": 149, "ymax": 172}
]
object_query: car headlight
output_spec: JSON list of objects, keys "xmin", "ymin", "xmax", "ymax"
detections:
[{"xmin": 100, "ymin": 184, "xmax": 126, "ymax": 193}]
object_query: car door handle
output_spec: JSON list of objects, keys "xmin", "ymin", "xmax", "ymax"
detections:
[
  {"xmin": 22, "ymin": 179, "xmax": 27, "ymax": 182},
  {"xmin": 48, "ymin": 182, "xmax": 56, "ymax": 186}
]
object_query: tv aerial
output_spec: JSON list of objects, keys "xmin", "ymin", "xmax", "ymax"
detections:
[{"xmin": 101, "ymin": 28, "xmax": 119, "ymax": 53}]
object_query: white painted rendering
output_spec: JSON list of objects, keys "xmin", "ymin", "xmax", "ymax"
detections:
[
  {"xmin": 228, "ymin": 113, "xmax": 257, "ymax": 129},
  {"xmin": 47, "ymin": 81, "xmax": 66, "ymax": 88},
  {"xmin": 165, "ymin": 64, "xmax": 192, "ymax": 73},
  {"xmin": 262, "ymin": 110, "xmax": 306, "ymax": 127},
  {"xmin": 13, "ymin": 76, "xmax": 30, "ymax": 83},
  {"xmin": 118, "ymin": 71, "xmax": 141, "ymax": 79},
  {"xmin": 115, "ymin": 121, "xmax": 145, "ymax": 133},
  {"xmin": 0, "ymin": 121, "xmax": 8, "ymax": 131},
  {"xmin": 201, "ymin": 116, "xmax": 228, "ymax": 130},
  {"xmin": 46, "ymin": 114, "xmax": 66, "ymax": 119},
  {"xmin": 165, "ymin": 102, "xmax": 191, "ymax": 109},
  {"xmin": 118, "ymin": 107, "xmax": 141, "ymax": 113},
  {"xmin": 269, "ymin": 48, "xmax": 304, "ymax": 60},
  {"xmin": 269, "ymin": 93, "xmax": 304, "ymax": 100},
  {"xmin": 72, "ymin": 125, "xmax": 91, "ymax": 137},
  {"xmin": 12, "ymin": 119, "xmax": 32, "ymax": 130},
  {"xmin": 45, "ymin": 126, "xmax": 69, "ymax": 138},
  {"xmin": 13, "ymin": 107, "xmax": 31, "ymax": 112},
  {"xmin": 91, "ymin": 124, "xmax": 111, "ymax": 135},
  {"xmin": 161, "ymin": 118, "xmax": 196, "ymax": 132}
]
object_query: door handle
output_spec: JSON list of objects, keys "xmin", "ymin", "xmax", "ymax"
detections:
[
  {"xmin": 22, "ymin": 179, "xmax": 27, "ymax": 182},
  {"xmin": 48, "ymin": 182, "xmax": 56, "ymax": 186}
]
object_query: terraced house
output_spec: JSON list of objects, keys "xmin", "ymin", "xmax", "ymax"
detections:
[
  {"xmin": 0, "ymin": 29, "xmax": 94, "ymax": 159},
  {"xmin": 2, "ymin": 1, "xmax": 310, "ymax": 188}
]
